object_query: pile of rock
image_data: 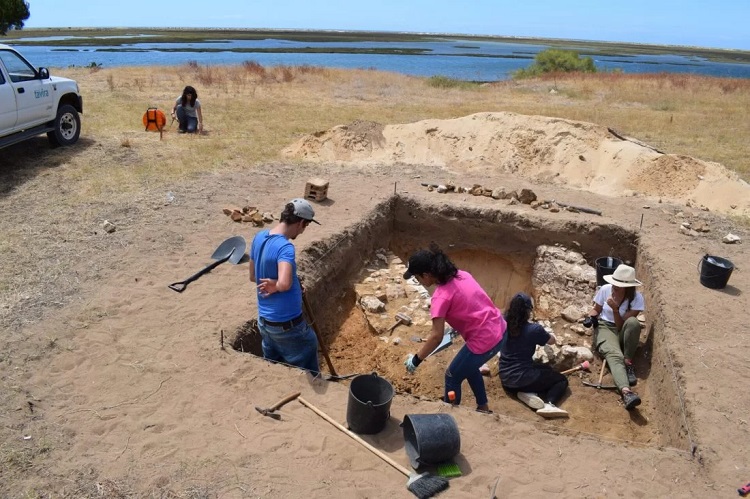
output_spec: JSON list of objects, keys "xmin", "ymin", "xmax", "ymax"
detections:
[{"xmin": 222, "ymin": 206, "xmax": 275, "ymax": 226}]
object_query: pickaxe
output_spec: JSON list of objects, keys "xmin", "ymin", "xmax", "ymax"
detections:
[
  {"xmin": 255, "ymin": 392, "xmax": 301, "ymax": 420},
  {"xmin": 582, "ymin": 360, "xmax": 618, "ymax": 390}
]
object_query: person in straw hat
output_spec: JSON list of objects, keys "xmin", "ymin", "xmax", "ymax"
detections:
[{"xmin": 584, "ymin": 264, "xmax": 645, "ymax": 410}]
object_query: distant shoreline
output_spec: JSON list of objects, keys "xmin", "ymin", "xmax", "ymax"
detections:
[{"xmin": 7, "ymin": 27, "xmax": 750, "ymax": 65}]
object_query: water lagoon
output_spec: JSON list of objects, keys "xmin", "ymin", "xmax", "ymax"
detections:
[{"xmin": 9, "ymin": 29, "xmax": 750, "ymax": 81}]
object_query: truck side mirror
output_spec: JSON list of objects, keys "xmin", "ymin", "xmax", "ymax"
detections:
[{"xmin": 38, "ymin": 67, "xmax": 49, "ymax": 79}]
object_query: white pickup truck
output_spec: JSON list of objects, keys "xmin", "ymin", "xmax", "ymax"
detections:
[{"xmin": 0, "ymin": 44, "xmax": 83, "ymax": 149}]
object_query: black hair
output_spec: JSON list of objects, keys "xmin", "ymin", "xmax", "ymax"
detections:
[
  {"xmin": 426, "ymin": 243, "xmax": 458, "ymax": 285},
  {"xmin": 181, "ymin": 85, "xmax": 197, "ymax": 107},
  {"xmin": 505, "ymin": 293, "xmax": 533, "ymax": 338},
  {"xmin": 623, "ymin": 286, "xmax": 635, "ymax": 310},
  {"xmin": 280, "ymin": 202, "xmax": 305, "ymax": 225}
]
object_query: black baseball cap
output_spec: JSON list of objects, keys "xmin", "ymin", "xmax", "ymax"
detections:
[{"xmin": 403, "ymin": 250, "xmax": 432, "ymax": 279}]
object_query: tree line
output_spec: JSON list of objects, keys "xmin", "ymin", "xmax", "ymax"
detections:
[{"xmin": 1, "ymin": 0, "xmax": 30, "ymax": 36}]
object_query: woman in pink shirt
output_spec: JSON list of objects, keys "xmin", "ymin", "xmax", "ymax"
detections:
[{"xmin": 403, "ymin": 244, "xmax": 506, "ymax": 413}]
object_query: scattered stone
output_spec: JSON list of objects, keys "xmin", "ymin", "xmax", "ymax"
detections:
[
  {"xmin": 571, "ymin": 325, "xmax": 588, "ymax": 336},
  {"xmin": 437, "ymin": 185, "xmax": 448, "ymax": 193},
  {"xmin": 561, "ymin": 305, "xmax": 584, "ymax": 323},
  {"xmin": 579, "ymin": 154, "xmax": 585, "ymax": 161},
  {"xmin": 491, "ymin": 188, "xmax": 505, "ymax": 200},
  {"xmin": 262, "ymin": 212, "xmax": 274, "ymax": 223},
  {"xmin": 643, "ymin": 205, "xmax": 650, "ymax": 209},
  {"xmin": 102, "ymin": 220, "xmax": 116, "ymax": 233},
  {"xmin": 518, "ymin": 188, "xmax": 537, "ymax": 204},
  {"xmin": 360, "ymin": 296, "xmax": 385, "ymax": 313},
  {"xmin": 679, "ymin": 226, "xmax": 700, "ymax": 237},
  {"xmin": 561, "ymin": 345, "xmax": 594, "ymax": 363},
  {"xmin": 723, "ymin": 233, "xmax": 741, "ymax": 244},
  {"xmin": 469, "ymin": 184, "xmax": 483, "ymax": 196},
  {"xmin": 549, "ymin": 203, "xmax": 560, "ymax": 213},
  {"xmin": 410, "ymin": 336, "xmax": 423, "ymax": 343},
  {"xmin": 508, "ymin": 197, "xmax": 519, "ymax": 205},
  {"xmin": 392, "ymin": 337, "xmax": 401, "ymax": 345},
  {"xmin": 385, "ymin": 284, "xmax": 406, "ymax": 301}
]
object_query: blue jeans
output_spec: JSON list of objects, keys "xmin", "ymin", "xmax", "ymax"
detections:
[
  {"xmin": 175, "ymin": 106, "xmax": 198, "ymax": 133},
  {"xmin": 258, "ymin": 317, "xmax": 320, "ymax": 375},
  {"xmin": 445, "ymin": 337, "xmax": 503, "ymax": 407}
]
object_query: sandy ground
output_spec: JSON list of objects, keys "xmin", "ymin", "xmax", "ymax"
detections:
[{"xmin": 1, "ymin": 113, "xmax": 749, "ymax": 498}]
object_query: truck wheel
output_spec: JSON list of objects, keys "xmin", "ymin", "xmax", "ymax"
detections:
[{"xmin": 47, "ymin": 104, "xmax": 81, "ymax": 147}]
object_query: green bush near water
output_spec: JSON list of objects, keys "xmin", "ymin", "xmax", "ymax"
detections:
[
  {"xmin": 514, "ymin": 49, "xmax": 597, "ymax": 78},
  {"xmin": 426, "ymin": 76, "xmax": 482, "ymax": 89}
]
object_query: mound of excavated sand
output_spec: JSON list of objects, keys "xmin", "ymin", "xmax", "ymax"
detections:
[{"xmin": 282, "ymin": 112, "xmax": 750, "ymax": 216}]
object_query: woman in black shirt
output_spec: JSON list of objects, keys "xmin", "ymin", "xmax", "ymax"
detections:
[{"xmin": 499, "ymin": 293, "xmax": 569, "ymax": 418}]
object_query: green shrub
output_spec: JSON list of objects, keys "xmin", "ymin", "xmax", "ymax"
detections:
[
  {"xmin": 426, "ymin": 76, "xmax": 481, "ymax": 90},
  {"xmin": 514, "ymin": 49, "xmax": 597, "ymax": 79}
]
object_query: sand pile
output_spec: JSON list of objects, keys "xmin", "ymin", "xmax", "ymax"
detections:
[{"xmin": 282, "ymin": 112, "xmax": 750, "ymax": 215}]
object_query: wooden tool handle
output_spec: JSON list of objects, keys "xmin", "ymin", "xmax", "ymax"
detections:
[
  {"xmin": 560, "ymin": 365, "xmax": 581, "ymax": 375},
  {"xmin": 298, "ymin": 396, "xmax": 410, "ymax": 477},
  {"xmin": 270, "ymin": 392, "xmax": 302, "ymax": 411},
  {"xmin": 302, "ymin": 295, "xmax": 338, "ymax": 377},
  {"xmin": 597, "ymin": 359, "xmax": 607, "ymax": 385}
]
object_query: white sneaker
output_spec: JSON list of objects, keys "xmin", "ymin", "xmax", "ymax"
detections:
[
  {"xmin": 479, "ymin": 363, "xmax": 491, "ymax": 376},
  {"xmin": 536, "ymin": 403, "xmax": 569, "ymax": 419},
  {"xmin": 517, "ymin": 392, "xmax": 545, "ymax": 410}
]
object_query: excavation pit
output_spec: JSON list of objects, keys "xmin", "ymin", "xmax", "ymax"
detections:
[{"xmin": 234, "ymin": 196, "xmax": 690, "ymax": 450}]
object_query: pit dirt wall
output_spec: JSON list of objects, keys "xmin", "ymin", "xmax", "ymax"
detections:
[{"xmin": 298, "ymin": 194, "xmax": 690, "ymax": 450}]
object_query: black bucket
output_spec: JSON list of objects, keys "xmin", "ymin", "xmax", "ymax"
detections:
[
  {"xmin": 401, "ymin": 413, "xmax": 460, "ymax": 468},
  {"xmin": 698, "ymin": 254, "xmax": 734, "ymax": 289},
  {"xmin": 346, "ymin": 373, "xmax": 394, "ymax": 434},
  {"xmin": 596, "ymin": 256, "xmax": 623, "ymax": 286}
]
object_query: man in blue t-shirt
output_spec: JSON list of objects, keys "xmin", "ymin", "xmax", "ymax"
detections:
[{"xmin": 249, "ymin": 198, "xmax": 321, "ymax": 374}]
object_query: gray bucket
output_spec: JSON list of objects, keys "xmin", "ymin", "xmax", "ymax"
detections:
[
  {"xmin": 401, "ymin": 413, "xmax": 460, "ymax": 468},
  {"xmin": 346, "ymin": 373, "xmax": 394, "ymax": 435}
]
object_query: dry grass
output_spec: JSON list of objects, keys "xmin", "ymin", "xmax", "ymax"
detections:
[{"xmin": 4, "ymin": 62, "xmax": 747, "ymax": 201}]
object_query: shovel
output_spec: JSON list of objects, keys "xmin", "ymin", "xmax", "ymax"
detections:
[
  {"xmin": 168, "ymin": 236, "xmax": 246, "ymax": 292},
  {"xmin": 426, "ymin": 329, "xmax": 454, "ymax": 359}
]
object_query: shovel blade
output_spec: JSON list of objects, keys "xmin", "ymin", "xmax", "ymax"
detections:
[
  {"xmin": 426, "ymin": 331, "xmax": 453, "ymax": 358},
  {"xmin": 211, "ymin": 236, "xmax": 246, "ymax": 264}
]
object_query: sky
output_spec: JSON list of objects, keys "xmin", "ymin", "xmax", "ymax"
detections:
[{"xmin": 21, "ymin": 0, "xmax": 750, "ymax": 51}]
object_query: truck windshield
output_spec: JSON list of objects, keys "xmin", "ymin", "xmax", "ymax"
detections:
[{"xmin": 0, "ymin": 49, "xmax": 37, "ymax": 83}]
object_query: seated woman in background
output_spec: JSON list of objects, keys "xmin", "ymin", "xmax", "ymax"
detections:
[
  {"xmin": 172, "ymin": 85, "xmax": 203, "ymax": 134},
  {"xmin": 499, "ymin": 292, "xmax": 569, "ymax": 419},
  {"xmin": 585, "ymin": 264, "xmax": 644, "ymax": 410}
]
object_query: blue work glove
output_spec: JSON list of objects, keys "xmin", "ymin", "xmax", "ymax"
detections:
[{"xmin": 404, "ymin": 353, "xmax": 422, "ymax": 374}]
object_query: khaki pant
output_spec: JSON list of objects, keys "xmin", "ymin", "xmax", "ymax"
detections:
[{"xmin": 595, "ymin": 317, "xmax": 641, "ymax": 391}]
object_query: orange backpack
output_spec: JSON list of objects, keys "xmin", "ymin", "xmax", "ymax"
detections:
[{"xmin": 143, "ymin": 107, "xmax": 167, "ymax": 132}]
